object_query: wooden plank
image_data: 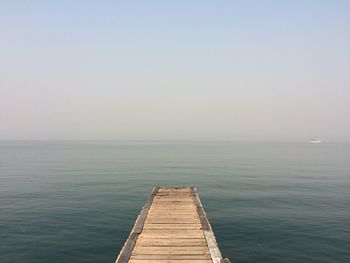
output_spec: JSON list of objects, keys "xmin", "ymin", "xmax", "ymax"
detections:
[
  {"xmin": 147, "ymin": 211, "xmax": 198, "ymax": 216},
  {"xmin": 130, "ymin": 254, "xmax": 211, "ymax": 260},
  {"xmin": 135, "ymin": 238, "xmax": 207, "ymax": 247},
  {"xmin": 191, "ymin": 188, "xmax": 210, "ymax": 231},
  {"xmin": 143, "ymin": 223, "xmax": 202, "ymax": 229},
  {"xmin": 150, "ymin": 203, "xmax": 196, "ymax": 206},
  {"xmin": 116, "ymin": 233, "xmax": 139, "ymax": 263},
  {"xmin": 204, "ymin": 230, "xmax": 223, "ymax": 263},
  {"xmin": 139, "ymin": 229, "xmax": 204, "ymax": 239},
  {"xmin": 148, "ymin": 207, "xmax": 196, "ymax": 210},
  {"xmin": 115, "ymin": 187, "xmax": 159, "ymax": 263},
  {"xmin": 115, "ymin": 187, "xmax": 228, "ymax": 263},
  {"xmin": 129, "ymin": 260, "xmax": 212, "ymax": 263},
  {"xmin": 146, "ymin": 214, "xmax": 199, "ymax": 219},
  {"xmin": 158, "ymin": 188, "xmax": 192, "ymax": 192},
  {"xmin": 145, "ymin": 218, "xmax": 201, "ymax": 224},
  {"xmin": 132, "ymin": 246, "xmax": 210, "ymax": 254},
  {"xmin": 133, "ymin": 187, "xmax": 160, "ymax": 234},
  {"xmin": 153, "ymin": 196, "xmax": 192, "ymax": 200},
  {"xmin": 192, "ymin": 187, "xmax": 223, "ymax": 263},
  {"xmin": 156, "ymin": 194, "xmax": 192, "ymax": 197}
]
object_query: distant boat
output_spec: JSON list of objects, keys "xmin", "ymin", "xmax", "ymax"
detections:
[{"xmin": 310, "ymin": 139, "xmax": 322, "ymax": 144}]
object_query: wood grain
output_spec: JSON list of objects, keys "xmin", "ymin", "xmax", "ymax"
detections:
[{"xmin": 115, "ymin": 187, "xmax": 227, "ymax": 263}]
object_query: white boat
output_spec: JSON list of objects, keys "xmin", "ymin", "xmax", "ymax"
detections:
[{"xmin": 310, "ymin": 139, "xmax": 321, "ymax": 144}]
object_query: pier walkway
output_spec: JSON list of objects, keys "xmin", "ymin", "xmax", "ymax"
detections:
[{"xmin": 115, "ymin": 187, "xmax": 230, "ymax": 263}]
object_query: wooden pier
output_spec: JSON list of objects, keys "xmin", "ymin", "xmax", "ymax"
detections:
[{"xmin": 115, "ymin": 187, "xmax": 230, "ymax": 263}]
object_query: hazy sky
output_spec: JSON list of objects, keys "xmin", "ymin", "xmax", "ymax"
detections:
[{"xmin": 1, "ymin": 1, "xmax": 349, "ymax": 141}]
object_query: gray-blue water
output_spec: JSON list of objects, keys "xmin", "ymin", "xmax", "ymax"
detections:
[{"xmin": 1, "ymin": 141, "xmax": 349, "ymax": 263}]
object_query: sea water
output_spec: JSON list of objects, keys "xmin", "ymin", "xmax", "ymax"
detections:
[{"xmin": 1, "ymin": 141, "xmax": 349, "ymax": 263}]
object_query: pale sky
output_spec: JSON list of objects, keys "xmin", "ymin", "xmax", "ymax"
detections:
[{"xmin": 1, "ymin": 1, "xmax": 349, "ymax": 141}]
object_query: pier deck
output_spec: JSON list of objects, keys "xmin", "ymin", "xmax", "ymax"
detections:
[{"xmin": 115, "ymin": 187, "xmax": 229, "ymax": 263}]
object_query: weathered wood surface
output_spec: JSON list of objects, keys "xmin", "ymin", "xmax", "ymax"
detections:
[{"xmin": 115, "ymin": 187, "xmax": 227, "ymax": 263}]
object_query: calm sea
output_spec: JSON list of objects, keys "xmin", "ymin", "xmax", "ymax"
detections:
[{"xmin": 1, "ymin": 141, "xmax": 349, "ymax": 263}]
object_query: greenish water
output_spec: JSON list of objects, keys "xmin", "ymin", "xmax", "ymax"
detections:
[{"xmin": 1, "ymin": 141, "xmax": 349, "ymax": 263}]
